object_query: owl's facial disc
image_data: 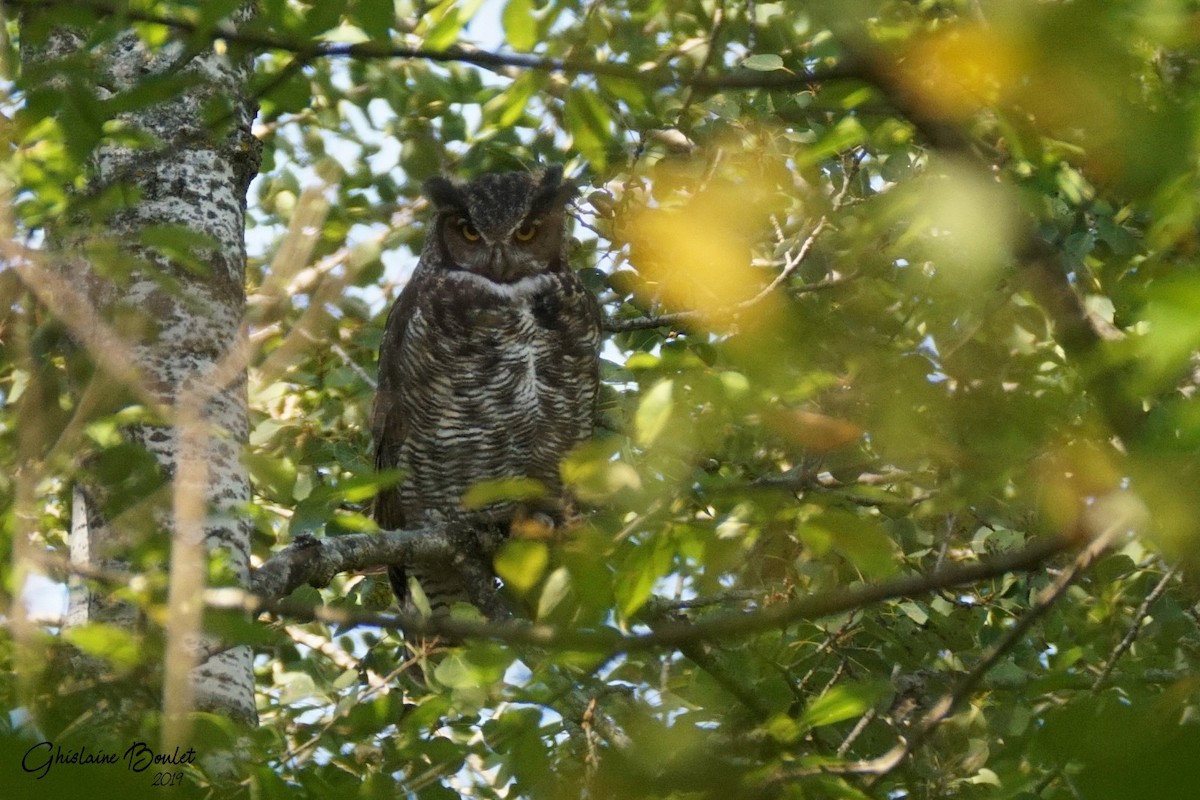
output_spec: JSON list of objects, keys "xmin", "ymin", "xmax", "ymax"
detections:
[{"xmin": 447, "ymin": 213, "xmax": 549, "ymax": 283}]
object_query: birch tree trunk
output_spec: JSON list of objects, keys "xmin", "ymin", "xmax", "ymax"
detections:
[{"xmin": 21, "ymin": 7, "xmax": 261, "ymax": 729}]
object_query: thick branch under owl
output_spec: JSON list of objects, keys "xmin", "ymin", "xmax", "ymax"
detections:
[{"xmin": 230, "ymin": 528, "xmax": 1076, "ymax": 654}]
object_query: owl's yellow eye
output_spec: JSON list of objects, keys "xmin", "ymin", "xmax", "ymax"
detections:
[
  {"xmin": 459, "ymin": 220, "xmax": 481, "ymax": 242},
  {"xmin": 513, "ymin": 223, "xmax": 538, "ymax": 242}
]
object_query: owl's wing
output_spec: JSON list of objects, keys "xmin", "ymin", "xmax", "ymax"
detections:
[{"xmin": 371, "ymin": 282, "xmax": 421, "ymax": 530}]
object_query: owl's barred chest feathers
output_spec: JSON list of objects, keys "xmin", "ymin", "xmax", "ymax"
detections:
[{"xmin": 391, "ymin": 270, "xmax": 599, "ymax": 517}]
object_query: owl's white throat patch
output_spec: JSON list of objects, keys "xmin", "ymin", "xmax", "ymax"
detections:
[{"xmin": 449, "ymin": 270, "xmax": 554, "ymax": 301}]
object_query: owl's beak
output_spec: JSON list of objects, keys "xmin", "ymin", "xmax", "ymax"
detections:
[{"xmin": 486, "ymin": 244, "xmax": 520, "ymax": 283}]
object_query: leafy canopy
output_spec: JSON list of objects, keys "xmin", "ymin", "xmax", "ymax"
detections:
[{"xmin": 4, "ymin": 1, "xmax": 1200, "ymax": 799}]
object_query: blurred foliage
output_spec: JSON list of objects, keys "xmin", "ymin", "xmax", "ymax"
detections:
[{"xmin": 5, "ymin": 0, "xmax": 1200, "ymax": 798}]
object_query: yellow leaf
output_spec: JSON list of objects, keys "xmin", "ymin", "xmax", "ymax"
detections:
[
  {"xmin": 616, "ymin": 168, "xmax": 783, "ymax": 332},
  {"xmin": 897, "ymin": 24, "xmax": 1024, "ymax": 119},
  {"xmin": 765, "ymin": 408, "xmax": 863, "ymax": 453}
]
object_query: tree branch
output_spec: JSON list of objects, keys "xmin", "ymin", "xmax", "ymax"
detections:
[
  {"xmin": 761, "ymin": 523, "xmax": 1122, "ymax": 787},
  {"xmin": 859, "ymin": 521, "xmax": 1124, "ymax": 788},
  {"xmin": 247, "ymin": 521, "xmax": 503, "ymax": 600},
  {"xmin": 229, "ymin": 529, "xmax": 1076, "ymax": 654},
  {"xmin": 602, "ymin": 271, "xmax": 854, "ymax": 333},
  {"xmin": 9, "ymin": 0, "xmax": 863, "ymax": 92},
  {"xmin": 43, "ymin": 520, "xmax": 1073, "ymax": 660}
]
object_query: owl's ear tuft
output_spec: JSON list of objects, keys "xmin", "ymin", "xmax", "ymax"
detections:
[
  {"xmin": 539, "ymin": 164, "xmax": 564, "ymax": 189},
  {"xmin": 530, "ymin": 165, "xmax": 577, "ymax": 214},
  {"xmin": 423, "ymin": 177, "xmax": 466, "ymax": 211}
]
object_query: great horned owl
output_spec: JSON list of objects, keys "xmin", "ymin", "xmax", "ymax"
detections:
[{"xmin": 372, "ymin": 166, "xmax": 601, "ymax": 618}]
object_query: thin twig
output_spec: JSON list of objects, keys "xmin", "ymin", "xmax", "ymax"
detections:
[
  {"xmin": 274, "ymin": 661, "xmax": 412, "ymax": 770},
  {"xmin": 643, "ymin": 589, "xmax": 762, "ymax": 612},
  {"xmin": 283, "ymin": 624, "xmax": 389, "ymax": 691},
  {"xmin": 1090, "ymin": 564, "xmax": 1178, "ymax": 693}
]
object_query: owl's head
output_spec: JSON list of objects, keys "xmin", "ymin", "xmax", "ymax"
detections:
[{"xmin": 422, "ymin": 166, "xmax": 577, "ymax": 283}]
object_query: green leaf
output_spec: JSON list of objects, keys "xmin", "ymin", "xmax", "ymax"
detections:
[
  {"xmin": 563, "ymin": 88, "xmax": 613, "ymax": 171},
  {"xmin": 433, "ymin": 646, "xmax": 510, "ymax": 689},
  {"xmin": 138, "ymin": 223, "xmax": 220, "ymax": 275},
  {"xmin": 561, "ymin": 438, "xmax": 642, "ymax": 501},
  {"xmin": 6, "ymin": 369, "xmax": 28, "ymax": 404},
  {"xmin": 63, "ymin": 624, "xmax": 140, "ymax": 671},
  {"xmin": 258, "ymin": 67, "xmax": 312, "ymax": 118},
  {"xmin": 104, "ymin": 73, "xmax": 203, "ymax": 116},
  {"xmin": 597, "ymin": 74, "xmax": 650, "ymax": 112},
  {"xmin": 205, "ymin": 607, "xmax": 285, "ymax": 647},
  {"xmin": 324, "ymin": 469, "xmax": 406, "ymax": 504},
  {"xmin": 797, "ymin": 115, "xmax": 869, "ymax": 167},
  {"xmin": 432, "ymin": 654, "xmax": 473, "ymax": 688},
  {"xmin": 483, "ymin": 72, "xmax": 538, "ymax": 129},
  {"xmin": 297, "ymin": 0, "xmax": 347, "ymax": 37},
  {"xmin": 331, "ymin": 668, "xmax": 359, "ymax": 691},
  {"xmin": 244, "ymin": 451, "xmax": 297, "ymax": 504},
  {"xmin": 743, "ymin": 53, "xmax": 786, "ymax": 71},
  {"xmin": 353, "ymin": 0, "xmax": 394, "ymax": 40},
  {"xmin": 278, "ymin": 671, "xmax": 321, "ymax": 705},
  {"xmin": 635, "ymin": 378, "xmax": 674, "ymax": 446},
  {"xmin": 898, "ymin": 601, "xmax": 929, "ymax": 625},
  {"xmin": 930, "ymin": 595, "xmax": 956, "ymax": 616},
  {"xmin": 195, "ymin": 0, "xmax": 243, "ymax": 28},
  {"xmin": 1096, "ymin": 216, "xmax": 1138, "ymax": 257},
  {"xmin": 502, "ymin": 0, "xmax": 537, "ymax": 51},
  {"xmin": 799, "ymin": 682, "xmax": 887, "ymax": 730},
  {"xmin": 461, "ymin": 476, "xmax": 547, "ymax": 509},
  {"xmin": 494, "ymin": 540, "xmax": 550, "ymax": 594},
  {"xmin": 536, "ymin": 566, "xmax": 573, "ymax": 620},
  {"xmin": 422, "ymin": 0, "xmax": 485, "ymax": 50},
  {"xmin": 763, "ymin": 713, "xmax": 802, "ymax": 744},
  {"xmin": 798, "ymin": 509, "xmax": 899, "ymax": 579},
  {"xmin": 613, "ymin": 536, "xmax": 672, "ymax": 618}
]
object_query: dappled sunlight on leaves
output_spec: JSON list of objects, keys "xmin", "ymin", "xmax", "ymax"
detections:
[
  {"xmin": 797, "ymin": 507, "xmax": 900, "ymax": 580},
  {"xmin": 9, "ymin": 0, "xmax": 1200, "ymax": 798},
  {"xmin": 617, "ymin": 161, "xmax": 788, "ymax": 333},
  {"xmin": 886, "ymin": 158, "xmax": 1020, "ymax": 299},
  {"xmin": 1029, "ymin": 439, "xmax": 1125, "ymax": 536},
  {"xmin": 897, "ymin": 24, "xmax": 1025, "ymax": 120}
]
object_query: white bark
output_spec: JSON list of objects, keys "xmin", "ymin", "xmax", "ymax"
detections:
[{"xmin": 24, "ymin": 10, "xmax": 260, "ymax": 725}]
